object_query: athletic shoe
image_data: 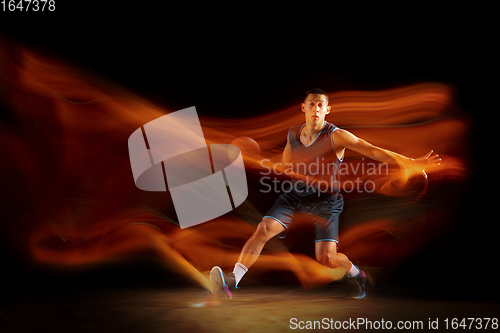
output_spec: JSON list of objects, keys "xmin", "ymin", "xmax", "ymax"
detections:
[
  {"xmin": 210, "ymin": 266, "xmax": 236, "ymax": 300},
  {"xmin": 347, "ymin": 269, "xmax": 366, "ymax": 299}
]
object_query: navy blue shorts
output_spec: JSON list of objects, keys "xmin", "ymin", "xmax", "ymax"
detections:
[{"xmin": 264, "ymin": 190, "xmax": 344, "ymax": 245}]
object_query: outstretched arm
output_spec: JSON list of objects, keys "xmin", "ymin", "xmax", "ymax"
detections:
[{"xmin": 333, "ymin": 129, "xmax": 441, "ymax": 176}]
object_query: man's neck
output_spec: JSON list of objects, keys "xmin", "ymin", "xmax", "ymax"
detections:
[
  {"xmin": 300, "ymin": 120, "xmax": 325, "ymax": 146},
  {"xmin": 304, "ymin": 119, "xmax": 325, "ymax": 134}
]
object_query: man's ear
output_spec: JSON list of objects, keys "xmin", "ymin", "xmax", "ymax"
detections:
[
  {"xmin": 326, "ymin": 105, "xmax": 331, "ymax": 114},
  {"xmin": 301, "ymin": 103, "xmax": 306, "ymax": 113}
]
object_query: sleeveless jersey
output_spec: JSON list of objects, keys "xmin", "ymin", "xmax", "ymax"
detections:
[{"xmin": 287, "ymin": 121, "xmax": 343, "ymax": 198}]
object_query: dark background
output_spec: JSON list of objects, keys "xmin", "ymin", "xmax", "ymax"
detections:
[{"xmin": 0, "ymin": 5, "xmax": 491, "ymax": 301}]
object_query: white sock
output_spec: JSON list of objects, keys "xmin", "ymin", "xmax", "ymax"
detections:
[
  {"xmin": 347, "ymin": 262, "xmax": 360, "ymax": 277},
  {"xmin": 232, "ymin": 263, "xmax": 248, "ymax": 287}
]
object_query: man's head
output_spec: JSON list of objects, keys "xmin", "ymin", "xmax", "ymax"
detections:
[
  {"xmin": 304, "ymin": 88, "xmax": 329, "ymax": 104},
  {"xmin": 302, "ymin": 88, "xmax": 331, "ymax": 124}
]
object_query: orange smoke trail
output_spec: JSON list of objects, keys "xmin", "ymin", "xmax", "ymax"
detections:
[{"xmin": 0, "ymin": 42, "xmax": 469, "ymax": 290}]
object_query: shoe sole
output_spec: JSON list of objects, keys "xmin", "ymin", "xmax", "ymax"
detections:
[
  {"xmin": 348, "ymin": 271, "xmax": 367, "ymax": 299},
  {"xmin": 350, "ymin": 291, "xmax": 366, "ymax": 299},
  {"xmin": 210, "ymin": 266, "xmax": 233, "ymax": 300}
]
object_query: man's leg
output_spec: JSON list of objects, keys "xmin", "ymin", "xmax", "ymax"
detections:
[
  {"xmin": 237, "ymin": 217, "xmax": 286, "ymax": 268},
  {"xmin": 315, "ymin": 241, "xmax": 366, "ymax": 299},
  {"xmin": 314, "ymin": 241, "xmax": 351, "ymax": 271},
  {"xmin": 210, "ymin": 217, "xmax": 285, "ymax": 298}
]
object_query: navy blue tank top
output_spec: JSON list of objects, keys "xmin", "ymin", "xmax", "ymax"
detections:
[{"xmin": 287, "ymin": 121, "xmax": 343, "ymax": 198}]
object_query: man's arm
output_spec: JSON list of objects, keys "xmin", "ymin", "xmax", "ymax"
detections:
[
  {"xmin": 333, "ymin": 128, "xmax": 441, "ymax": 175},
  {"xmin": 282, "ymin": 136, "xmax": 293, "ymax": 165}
]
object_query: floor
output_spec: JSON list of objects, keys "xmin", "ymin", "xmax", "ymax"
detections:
[{"xmin": 2, "ymin": 284, "xmax": 499, "ymax": 332}]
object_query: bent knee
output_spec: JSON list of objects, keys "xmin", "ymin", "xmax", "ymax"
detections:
[
  {"xmin": 317, "ymin": 253, "xmax": 341, "ymax": 268},
  {"xmin": 254, "ymin": 222, "xmax": 274, "ymax": 239},
  {"xmin": 254, "ymin": 219, "xmax": 284, "ymax": 240}
]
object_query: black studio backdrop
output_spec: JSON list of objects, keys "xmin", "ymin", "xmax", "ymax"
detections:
[{"xmin": 0, "ymin": 7, "xmax": 490, "ymax": 299}]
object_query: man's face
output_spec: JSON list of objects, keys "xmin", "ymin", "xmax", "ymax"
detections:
[{"xmin": 301, "ymin": 94, "xmax": 331, "ymax": 123}]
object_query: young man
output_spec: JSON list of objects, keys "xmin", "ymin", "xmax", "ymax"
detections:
[{"xmin": 210, "ymin": 88, "xmax": 441, "ymax": 299}]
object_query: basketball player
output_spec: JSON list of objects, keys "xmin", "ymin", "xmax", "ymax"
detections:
[{"xmin": 210, "ymin": 88, "xmax": 441, "ymax": 299}]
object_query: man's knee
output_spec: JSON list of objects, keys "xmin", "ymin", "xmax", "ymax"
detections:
[
  {"xmin": 254, "ymin": 219, "xmax": 283, "ymax": 241},
  {"xmin": 254, "ymin": 222, "xmax": 273, "ymax": 239},
  {"xmin": 317, "ymin": 252, "xmax": 340, "ymax": 268}
]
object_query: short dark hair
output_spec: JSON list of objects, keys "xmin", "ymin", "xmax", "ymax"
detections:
[{"xmin": 304, "ymin": 88, "xmax": 329, "ymax": 103}]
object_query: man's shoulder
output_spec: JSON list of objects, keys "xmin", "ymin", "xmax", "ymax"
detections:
[
  {"xmin": 326, "ymin": 123, "xmax": 347, "ymax": 136},
  {"xmin": 288, "ymin": 123, "xmax": 305, "ymax": 136},
  {"xmin": 331, "ymin": 127, "xmax": 349, "ymax": 135},
  {"xmin": 289, "ymin": 123, "xmax": 305, "ymax": 130},
  {"xmin": 325, "ymin": 122, "xmax": 337, "ymax": 131},
  {"xmin": 330, "ymin": 127, "xmax": 353, "ymax": 144},
  {"xmin": 331, "ymin": 128, "xmax": 358, "ymax": 148}
]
